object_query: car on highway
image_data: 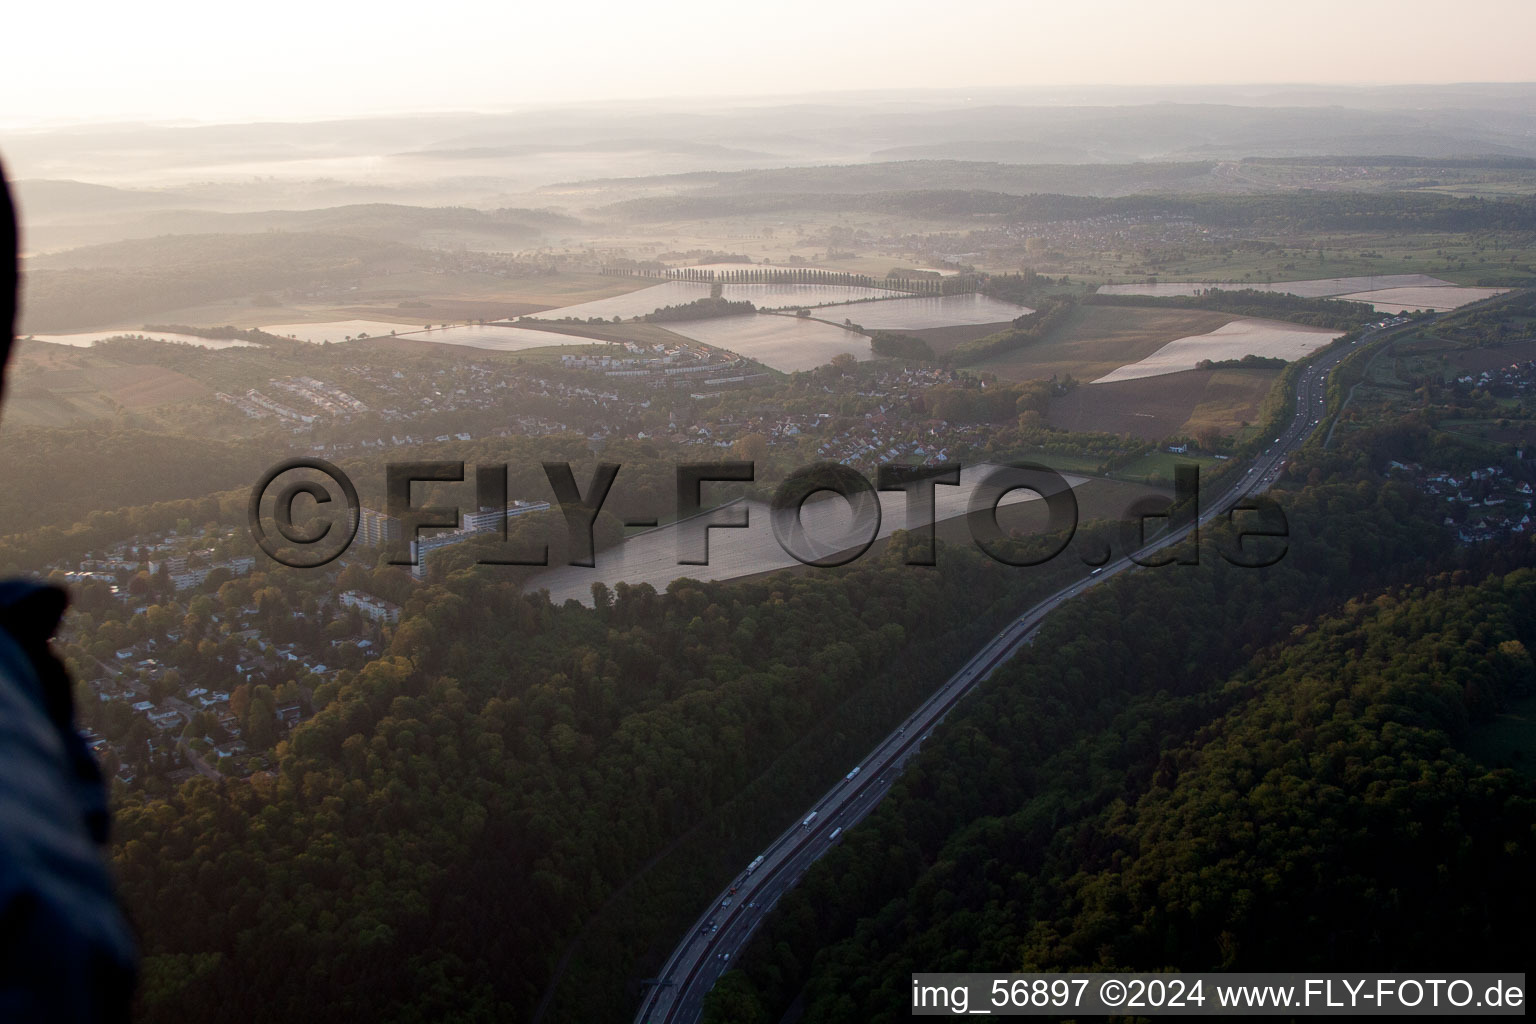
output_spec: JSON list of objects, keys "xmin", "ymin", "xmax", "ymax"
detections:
[{"xmin": 720, "ymin": 897, "xmax": 732, "ymax": 908}]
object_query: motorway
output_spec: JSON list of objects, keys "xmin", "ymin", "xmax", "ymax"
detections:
[{"xmin": 634, "ymin": 321, "xmax": 1402, "ymax": 1024}]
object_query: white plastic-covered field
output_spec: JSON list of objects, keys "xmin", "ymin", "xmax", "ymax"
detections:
[
  {"xmin": 668, "ymin": 314, "xmax": 871, "ymax": 372},
  {"xmin": 29, "ymin": 330, "xmax": 257, "ymax": 350},
  {"xmin": 412, "ymin": 325, "xmax": 606, "ymax": 352},
  {"xmin": 816, "ymin": 293, "xmax": 1032, "ymax": 330},
  {"xmin": 1334, "ymin": 286, "xmax": 1507, "ymax": 312},
  {"xmin": 1092, "ymin": 318, "xmax": 1342, "ymax": 384}
]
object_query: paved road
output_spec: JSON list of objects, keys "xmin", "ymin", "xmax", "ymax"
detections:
[{"xmin": 634, "ymin": 322, "xmax": 1404, "ymax": 1024}]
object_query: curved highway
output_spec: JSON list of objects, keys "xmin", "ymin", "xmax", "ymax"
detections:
[{"xmin": 635, "ymin": 318, "xmax": 1408, "ymax": 1024}]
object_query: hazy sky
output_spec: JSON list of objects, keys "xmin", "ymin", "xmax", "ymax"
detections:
[{"xmin": 8, "ymin": 0, "xmax": 1535, "ymax": 126}]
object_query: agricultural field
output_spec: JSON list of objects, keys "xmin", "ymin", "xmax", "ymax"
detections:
[
  {"xmin": 1334, "ymin": 285, "xmax": 1508, "ymax": 312},
  {"xmin": 1049, "ymin": 367, "xmax": 1278, "ymax": 441},
  {"xmin": 1442, "ymin": 338, "xmax": 1536, "ymax": 375},
  {"xmin": 244, "ymin": 271, "xmax": 655, "ymax": 330},
  {"xmin": 967, "ymin": 304, "xmax": 1236, "ymax": 382},
  {"xmin": 905, "ymin": 321, "xmax": 1019, "ymax": 358},
  {"xmin": 643, "ymin": 294, "xmax": 1038, "ymax": 370},
  {"xmin": 666, "ymin": 314, "xmax": 869, "ymax": 371},
  {"xmin": 422, "ymin": 341, "xmax": 617, "ymax": 364},
  {"xmin": 1097, "ymin": 275, "xmax": 1505, "ymax": 314},
  {"xmin": 4, "ymin": 346, "xmax": 212, "ymax": 426},
  {"xmin": 817, "ymin": 293, "xmax": 1031, "ymax": 330},
  {"xmin": 1092, "ymin": 318, "xmax": 1340, "ymax": 383},
  {"xmin": 406, "ymin": 324, "xmax": 619, "ymax": 353},
  {"xmin": 336, "ymin": 270, "xmax": 652, "ymax": 320},
  {"xmin": 486, "ymin": 320, "xmax": 702, "ymax": 349},
  {"xmin": 1097, "ymin": 273, "xmax": 1470, "ymax": 299},
  {"xmin": 24, "ymin": 329, "xmax": 257, "ymax": 350},
  {"xmin": 1075, "ymin": 235, "xmax": 1534, "ymax": 291},
  {"xmin": 262, "ymin": 320, "xmax": 428, "ymax": 343},
  {"xmin": 23, "ymin": 266, "xmax": 651, "ymax": 335},
  {"xmin": 528, "ymin": 281, "xmax": 904, "ymax": 321},
  {"xmin": 1112, "ymin": 449, "xmax": 1225, "ymax": 484}
]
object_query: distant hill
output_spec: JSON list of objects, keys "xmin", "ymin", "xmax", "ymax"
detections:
[
  {"xmin": 601, "ymin": 187, "xmax": 1536, "ymax": 234},
  {"xmin": 13, "ymin": 178, "xmax": 208, "ymax": 220},
  {"xmin": 21, "ymin": 232, "xmax": 425, "ymax": 331},
  {"xmin": 15, "ymin": 186, "xmax": 587, "ymax": 252},
  {"xmin": 26, "ymin": 230, "xmax": 420, "ymax": 271},
  {"xmin": 109, "ymin": 203, "xmax": 583, "ymax": 247},
  {"xmin": 550, "ymin": 159, "xmax": 1224, "ymax": 198}
]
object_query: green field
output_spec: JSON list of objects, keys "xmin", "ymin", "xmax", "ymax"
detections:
[
  {"xmin": 1112, "ymin": 450, "xmax": 1223, "ymax": 484},
  {"xmin": 1018, "ymin": 451, "xmax": 1113, "ymax": 475},
  {"xmin": 967, "ymin": 304, "xmax": 1235, "ymax": 382},
  {"xmin": 1466, "ymin": 695, "xmax": 1536, "ymax": 776}
]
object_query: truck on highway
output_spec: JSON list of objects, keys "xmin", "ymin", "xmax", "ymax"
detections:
[
  {"xmin": 744, "ymin": 855, "xmax": 765, "ymax": 876},
  {"xmin": 845, "ymin": 766, "xmax": 861, "ymax": 781},
  {"xmin": 828, "ymin": 827, "xmax": 843, "ymax": 841},
  {"xmin": 801, "ymin": 812, "xmax": 817, "ymax": 830}
]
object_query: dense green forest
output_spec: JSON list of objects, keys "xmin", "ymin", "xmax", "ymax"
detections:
[
  {"xmin": 1194, "ymin": 354, "xmax": 1288, "ymax": 370},
  {"xmin": 102, "ymin": 391, "xmax": 1536, "ymax": 1024},
  {"xmin": 0, "ymin": 424, "xmax": 273, "ymax": 538},
  {"xmin": 111, "ymin": 524, "xmax": 1110, "ymax": 1023},
  {"xmin": 702, "ymin": 447, "xmax": 1536, "ymax": 1023},
  {"xmin": 868, "ymin": 331, "xmax": 936, "ymax": 362},
  {"xmin": 642, "ymin": 296, "xmax": 756, "ymax": 322}
]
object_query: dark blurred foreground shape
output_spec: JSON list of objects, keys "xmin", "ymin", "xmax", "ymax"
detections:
[{"xmin": 0, "ymin": 166, "xmax": 137, "ymax": 1020}]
